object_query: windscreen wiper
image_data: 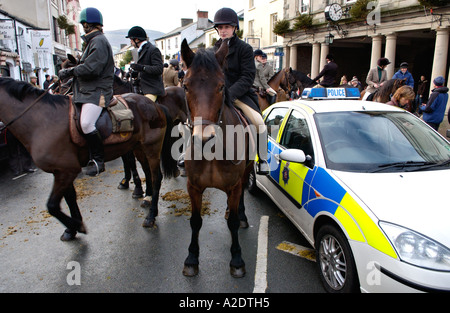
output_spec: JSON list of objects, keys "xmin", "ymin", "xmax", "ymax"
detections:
[
  {"xmin": 369, "ymin": 161, "xmax": 435, "ymax": 173},
  {"xmin": 404, "ymin": 159, "xmax": 450, "ymax": 172}
]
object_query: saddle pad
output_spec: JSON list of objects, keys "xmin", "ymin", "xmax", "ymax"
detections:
[{"xmin": 69, "ymin": 96, "xmax": 133, "ymax": 147}]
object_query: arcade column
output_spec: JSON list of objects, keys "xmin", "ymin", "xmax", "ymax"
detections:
[
  {"xmin": 370, "ymin": 35, "xmax": 383, "ymax": 69},
  {"xmin": 384, "ymin": 33, "xmax": 397, "ymax": 78}
]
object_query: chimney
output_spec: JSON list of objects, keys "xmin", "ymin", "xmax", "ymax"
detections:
[
  {"xmin": 181, "ymin": 18, "xmax": 194, "ymax": 27},
  {"xmin": 197, "ymin": 11, "xmax": 209, "ymax": 30}
]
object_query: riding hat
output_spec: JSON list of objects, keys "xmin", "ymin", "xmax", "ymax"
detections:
[
  {"xmin": 79, "ymin": 7, "xmax": 103, "ymax": 26},
  {"xmin": 254, "ymin": 49, "xmax": 263, "ymax": 57},
  {"xmin": 326, "ymin": 54, "xmax": 334, "ymax": 61},
  {"xmin": 400, "ymin": 62, "xmax": 408, "ymax": 68},
  {"xmin": 214, "ymin": 8, "xmax": 239, "ymax": 30},
  {"xmin": 126, "ymin": 26, "xmax": 147, "ymax": 41},
  {"xmin": 377, "ymin": 57, "xmax": 390, "ymax": 66}
]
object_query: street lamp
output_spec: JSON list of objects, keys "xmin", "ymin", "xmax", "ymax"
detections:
[{"xmin": 325, "ymin": 33, "xmax": 334, "ymax": 45}]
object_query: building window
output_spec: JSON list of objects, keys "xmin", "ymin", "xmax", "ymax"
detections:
[
  {"xmin": 299, "ymin": 0, "xmax": 310, "ymax": 14},
  {"xmin": 52, "ymin": 17, "xmax": 60, "ymax": 43},
  {"xmin": 248, "ymin": 20, "xmax": 254, "ymax": 36},
  {"xmin": 271, "ymin": 13, "xmax": 278, "ymax": 44},
  {"xmin": 249, "ymin": 0, "xmax": 254, "ymax": 9}
]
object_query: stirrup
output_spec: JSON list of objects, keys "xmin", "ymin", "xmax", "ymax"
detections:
[{"xmin": 85, "ymin": 159, "xmax": 105, "ymax": 176}]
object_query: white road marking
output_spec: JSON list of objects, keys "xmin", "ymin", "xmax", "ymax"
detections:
[
  {"xmin": 276, "ymin": 241, "xmax": 316, "ymax": 262},
  {"xmin": 253, "ymin": 215, "xmax": 269, "ymax": 293}
]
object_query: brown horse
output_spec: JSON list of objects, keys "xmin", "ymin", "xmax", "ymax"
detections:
[
  {"xmin": 180, "ymin": 39, "xmax": 252, "ymax": 278},
  {"xmin": 360, "ymin": 78, "xmax": 406, "ymax": 102},
  {"xmin": 257, "ymin": 67, "xmax": 291, "ymax": 112},
  {"xmin": 0, "ymin": 77, "xmax": 178, "ymax": 240}
]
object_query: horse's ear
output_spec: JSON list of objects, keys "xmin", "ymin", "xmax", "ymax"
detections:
[
  {"xmin": 215, "ymin": 39, "xmax": 229, "ymax": 68},
  {"xmin": 67, "ymin": 54, "xmax": 78, "ymax": 65},
  {"xmin": 181, "ymin": 39, "xmax": 195, "ymax": 69}
]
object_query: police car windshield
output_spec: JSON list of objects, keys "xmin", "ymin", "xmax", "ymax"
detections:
[{"xmin": 315, "ymin": 111, "xmax": 450, "ymax": 172}]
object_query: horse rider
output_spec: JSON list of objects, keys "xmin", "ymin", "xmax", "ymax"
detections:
[
  {"xmin": 312, "ymin": 54, "xmax": 338, "ymax": 88},
  {"xmin": 364, "ymin": 57, "xmax": 390, "ymax": 101},
  {"xmin": 58, "ymin": 7, "xmax": 114, "ymax": 176},
  {"xmin": 126, "ymin": 26, "xmax": 164, "ymax": 102},
  {"xmin": 163, "ymin": 59, "xmax": 180, "ymax": 87},
  {"xmin": 213, "ymin": 7, "xmax": 269, "ymax": 175},
  {"xmin": 254, "ymin": 51, "xmax": 277, "ymax": 105}
]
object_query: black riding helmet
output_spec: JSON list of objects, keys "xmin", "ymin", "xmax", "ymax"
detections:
[
  {"xmin": 126, "ymin": 26, "xmax": 147, "ymax": 40},
  {"xmin": 214, "ymin": 8, "xmax": 239, "ymax": 30}
]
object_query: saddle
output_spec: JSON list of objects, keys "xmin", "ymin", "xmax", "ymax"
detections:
[
  {"xmin": 69, "ymin": 95, "xmax": 133, "ymax": 147},
  {"xmin": 231, "ymin": 106, "xmax": 256, "ymax": 158}
]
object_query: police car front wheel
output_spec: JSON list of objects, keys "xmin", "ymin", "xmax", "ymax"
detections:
[{"xmin": 316, "ymin": 224, "xmax": 360, "ymax": 293}]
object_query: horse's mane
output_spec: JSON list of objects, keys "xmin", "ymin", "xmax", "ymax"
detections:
[
  {"xmin": 0, "ymin": 77, "xmax": 67, "ymax": 105},
  {"xmin": 190, "ymin": 48, "xmax": 223, "ymax": 74},
  {"xmin": 268, "ymin": 70, "xmax": 282, "ymax": 84},
  {"xmin": 374, "ymin": 78, "xmax": 405, "ymax": 99},
  {"xmin": 189, "ymin": 48, "xmax": 232, "ymax": 108},
  {"xmin": 291, "ymin": 69, "xmax": 315, "ymax": 86}
]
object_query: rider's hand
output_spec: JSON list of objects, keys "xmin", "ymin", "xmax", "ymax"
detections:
[
  {"xmin": 58, "ymin": 68, "xmax": 74, "ymax": 81},
  {"xmin": 130, "ymin": 63, "xmax": 145, "ymax": 72}
]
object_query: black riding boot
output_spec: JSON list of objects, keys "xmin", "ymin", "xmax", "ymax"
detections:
[
  {"xmin": 85, "ymin": 130, "xmax": 105, "ymax": 176},
  {"xmin": 257, "ymin": 130, "xmax": 270, "ymax": 175}
]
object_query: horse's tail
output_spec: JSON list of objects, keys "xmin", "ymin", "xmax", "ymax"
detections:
[{"xmin": 159, "ymin": 104, "xmax": 178, "ymax": 178}]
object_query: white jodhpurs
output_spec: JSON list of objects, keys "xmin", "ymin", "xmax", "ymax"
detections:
[{"xmin": 80, "ymin": 103, "xmax": 103, "ymax": 134}]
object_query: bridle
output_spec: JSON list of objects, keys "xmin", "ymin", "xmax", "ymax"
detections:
[{"xmin": 183, "ymin": 85, "xmax": 226, "ymax": 131}]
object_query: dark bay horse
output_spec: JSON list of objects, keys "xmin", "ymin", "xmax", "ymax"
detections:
[
  {"xmin": 288, "ymin": 68, "xmax": 316, "ymax": 97},
  {"xmin": 180, "ymin": 39, "xmax": 252, "ymax": 278},
  {"xmin": 257, "ymin": 67, "xmax": 291, "ymax": 112},
  {"xmin": 0, "ymin": 77, "xmax": 178, "ymax": 239},
  {"xmin": 113, "ymin": 75, "xmax": 187, "ymax": 208},
  {"xmin": 360, "ymin": 78, "xmax": 407, "ymax": 103}
]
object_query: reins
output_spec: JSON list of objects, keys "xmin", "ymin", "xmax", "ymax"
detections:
[{"xmin": 0, "ymin": 87, "xmax": 51, "ymax": 132}]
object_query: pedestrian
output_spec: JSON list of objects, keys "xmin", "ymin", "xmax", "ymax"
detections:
[
  {"xmin": 415, "ymin": 75, "xmax": 429, "ymax": 109},
  {"xmin": 350, "ymin": 76, "xmax": 362, "ymax": 91},
  {"xmin": 58, "ymin": 7, "xmax": 114, "ymax": 176},
  {"xmin": 163, "ymin": 59, "xmax": 179, "ymax": 87},
  {"xmin": 254, "ymin": 52, "xmax": 276, "ymax": 105},
  {"xmin": 419, "ymin": 76, "xmax": 449, "ymax": 131},
  {"xmin": 29, "ymin": 75, "xmax": 39, "ymax": 88},
  {"xmin": 386, "ymin": 85, "xmax": 415, "ymax": 113},
  {"xmin": 312, "ymin": 54, "xmax": 338, "ymax": 87},
  {"xmin": 6, "ymin": 131, "xmax": 36, "ymax": 179},
  {"xmin": 364, "ymin": 57, "xmax": 390, "ymax": 100},
  {"xmin": 392, "ymin": 62, "xmax": 414, "ymax": 88},
  {"xmin": 126, "ymin": 26, "xmax": 164, "ymax": 102},
  {"xmin": 43, "ymin": 74, "xmax": 51, "ymax": 89},
  {"xmin": 178, "ymin": 62, "xmax": 187, "ymax": 87},
  {"xmin": 339, "ymin": 75, "xmax": 348, "ymax": 86}
]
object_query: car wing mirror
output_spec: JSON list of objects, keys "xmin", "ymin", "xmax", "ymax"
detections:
[
  {"xmin": 279, "ymin": 149, "xmax": 307, "ymax": 163},
  {"xmin": 446, "ymin": 129, "xmax": 450, "ymax": 138}
]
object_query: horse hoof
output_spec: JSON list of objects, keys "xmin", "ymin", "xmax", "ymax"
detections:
[
  {"xmin": 60, "ymin": 229, "xmax": 77, "ymax": 241},
  {"xmin": 230, "ymin": 266, "xmax": 246, "ymax": 278},
  {"xmin": 78, "ymin": 223, "xmax": 87, "ymax": 234},
  {"xmin": 240, "ymin": 220, "xmax": 249, "ymax": 229},
  {"xmin": 183, "ymin": 264, "xmax": 199, "ymax": 277},
  {"xmin": 140, "ymin": 196, "xmax": 151, "ymax": 208},
  {"xmin": 132, "ymin": 187, "xmax": 144, "ymax": 198},
  {"xmin": 142, "ymin": 218, "xmax": 155, "ymax": 228},
  {"xmin": 117, "ymin": 179, "xmax": 129, "ymax": 189}
]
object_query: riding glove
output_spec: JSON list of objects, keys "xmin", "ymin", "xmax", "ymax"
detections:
[
  {"xmin": 130, "ymin": 63, "xmax": 145, "ymax": 72},
  {"xmin": 58, "ymin": 68, "xmax": 75, "ymax": 81}
]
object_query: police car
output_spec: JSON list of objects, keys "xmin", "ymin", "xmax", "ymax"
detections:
[{"xmin": 249, "ymin": 87, "xmax": 450, "ymax": 293}]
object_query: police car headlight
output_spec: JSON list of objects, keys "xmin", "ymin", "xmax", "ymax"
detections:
[{"xmin": 380, "ymin": 222, "xmax": 450, "ymax": 271}]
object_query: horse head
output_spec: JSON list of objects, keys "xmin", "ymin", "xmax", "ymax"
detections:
[{"xmin": 181, "ymin": 38, "xmax": 228, "ymax": 143}]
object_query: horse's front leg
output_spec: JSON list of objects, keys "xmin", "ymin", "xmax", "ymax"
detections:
[
  {"xmin": 134, "ymin": 149, "xmax": 152, "ymax": 208},
  {"xmin": 227, "ymin": 181, "xmax": 246, "ymax": 278},
  {"xmin": 142, "ymin": 158, "xmax": 161, "ymax": 228},
  {"xmin": 183, "ymin": 181, "xmax": 203, "ymax": 276},
  {"xmin": 47, "ymin": 171, "xmax": 86, "ymax": 241},
  {"xmin": 238, "ymin": 191, "xmax": 249, "ymax": 229}
]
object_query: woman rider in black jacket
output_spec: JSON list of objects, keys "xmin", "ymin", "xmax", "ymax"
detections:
[{"xmin": 178, "ymin": 8, "xmax": 269, "ymax": 175}]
